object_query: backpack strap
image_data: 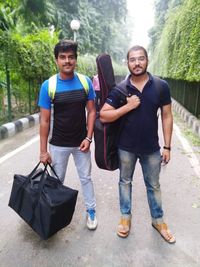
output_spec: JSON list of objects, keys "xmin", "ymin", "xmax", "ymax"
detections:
[
  {"xmin": 117, "ymin": 76, "xmax": 164, "ymax": 101},
  {"xmin": 48, "ymin": 74, "xmax": 57, "ymax": 100},
  {"xmin": 76, "ymin": 73, "xmax": 89, "ymax": 94},
  {"xmin": 113, "ymin": 76, "xmax": 163, "ymax": 111},
  {"xmin": 113, "ymin": 79, "xmax": 129, "ymax": 144},
  {"xmin": 115, "ymin": 79, "xmax": 129, "ymax": 97},
  {"xmin": 48, "ymin": 73, "xmax": 89, "ymax": 100}
]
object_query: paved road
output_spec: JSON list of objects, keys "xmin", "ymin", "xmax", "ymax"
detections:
[{"xmin": 0, "ymin": 120, "xmax": 200, "ymax": 267}]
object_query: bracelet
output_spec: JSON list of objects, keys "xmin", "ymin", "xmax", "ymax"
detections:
[
  {"xmin": 85, "ymin": 137, "xmax": 92, "ymax": 143},
  {"xmin": 40, "ymin": 152, "xmax": 49, "ymax": 158},
  {"xmin": 163, "ymin": 146, "xmax": 171, "ymax": 151}
]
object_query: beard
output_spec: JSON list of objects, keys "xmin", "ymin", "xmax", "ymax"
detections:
[{"xmin": 129, "ymin": 65, "xmax": 148, "ymax": 77}]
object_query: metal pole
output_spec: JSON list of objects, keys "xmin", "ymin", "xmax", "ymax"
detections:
[
  {"xmin": 28, "ymin": 79, "xmax": 31, "ymax": 114},
  {"xmin": 74, "ymin": 31, "xmax": 77, "ymax": 42},
  {"xmin": 5, "ymin": 63, "xmax": 12, "ymax": 121}
]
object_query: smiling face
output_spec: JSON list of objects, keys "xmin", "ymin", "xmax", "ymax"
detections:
[
  {"xmin": 55, "ymin": 50, "xmax": 77, "ymax": 79},
  {"xmin": 127, "ymin": 49, "xmax": 148, "ymax": 77}
]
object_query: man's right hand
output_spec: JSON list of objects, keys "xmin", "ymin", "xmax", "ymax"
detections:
[
  {"xmin": 126, "ymin": 95, "xmax": 140, "ymax": 111},
  {"xmin": 40, "ymin": 152, "xmax": 52, "ymax": 164}
]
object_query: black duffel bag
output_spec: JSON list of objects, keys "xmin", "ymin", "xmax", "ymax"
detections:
[{"xmin": 8, "ymin": 162, "xmax": 78, "ymax": 240}]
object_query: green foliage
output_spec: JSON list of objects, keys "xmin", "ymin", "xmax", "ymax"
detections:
[
  {"xmin": 77, "ymin": 55, "xmax": 97, "ymax": 77},
  {"xmin": 53, "ymin": 0, "xmax": 131, "ymax": 62},
  {"xmin": 17, "ymin": 0, "xmax": 56, "ymax": 27},
  {"xmin": 77, "ymin": 54, "xmax": 128, "ymax": 77},
  {"xmin": 0, "ymin": 6, "xmax": 15, "ymax": 30},
  {"xmin": 148, "ymin": 0, "xmax": 170, "ymax": 50},
  {"xmin": 1, "ymin": 0, "xmax": 132, "ymax": 63},
  {"xmin": 112, "ymin": 61, "xmax": 128, "ymax": 76},
  {"xmin": 149, "ymin": 0, "xmax": 200, "ymax": 82},
  {"xmin": 0, "ymin": 0, "xmax": 133, "ymax": 124},
  {"xmin": 13, "ymin": 30, "xmax": 58, "ymax": 81}
]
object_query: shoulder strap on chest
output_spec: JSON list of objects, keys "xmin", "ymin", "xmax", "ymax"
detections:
[
  {"xmin": 115, "ymin": 79, "xmax": 129, "ymax": 97},
  {"xmin": 48, "ymin": 73, "xmax": 89, "ymax": 100}
]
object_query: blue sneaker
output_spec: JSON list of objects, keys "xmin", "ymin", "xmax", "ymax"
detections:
[{"xmin": 86, "ymin": 209, "xmax": 98, "ymax": 230}]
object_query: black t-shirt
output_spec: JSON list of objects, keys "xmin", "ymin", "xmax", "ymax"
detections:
[{"xmin": 105, "ymin": 73, "xmax": 171, "ymax": 154}]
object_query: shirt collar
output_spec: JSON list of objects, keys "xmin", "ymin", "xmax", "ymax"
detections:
[{"xmin": 126, "ymin": 72, "xmax": 153, "ymax": 88}]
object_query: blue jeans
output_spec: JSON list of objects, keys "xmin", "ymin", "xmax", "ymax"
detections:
[
  {"xmin": 49, "ymin": 144, "xmax": 96, "ymax": 210},
  {"xmin": 118, "ymin": 149, "xmax": 164, "ymax": 224}
]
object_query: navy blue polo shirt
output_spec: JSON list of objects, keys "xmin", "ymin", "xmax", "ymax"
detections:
[{"xmin": 105, "ymin": 73, "xmax": 171, "ymax": 154}]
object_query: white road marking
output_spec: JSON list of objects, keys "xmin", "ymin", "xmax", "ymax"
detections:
[
  {"xmin": 174, "ymin": 123, "xmax": 200, "ymax": 178},
  {"xmin": 0, "ymin": 135, "xmax": 39, "ymax": 165}
]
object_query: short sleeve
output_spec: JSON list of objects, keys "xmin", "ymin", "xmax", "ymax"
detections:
[
  {"xmin": 86, "ymin": 76, "xmax": 96, "ymax": 100},
  {"xmin": 105, "ymin": 87, "xmax": 125, "ymax": 108},
  {"xmin": 38, "ymin": 80, "xmax": 51, "ymax": 109},
  {"xmin": 160, "ymin": 80, "xmax": 172, "ymax": 106}
]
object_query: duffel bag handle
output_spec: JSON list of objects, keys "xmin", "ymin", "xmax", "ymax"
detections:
[
  {"xmin": 19, "ymin": 162, "xmax": 45, "ymax": 189},
  {"xmin": 37, "ymin": 163, "xmax": 61, "ymax": 197},
  {"xmin": 46, "ymin": 162, "xmax": 59, "ymax": 179},
  {"xmin": 28, "ymin": 162, "xmax": 59, "ymax": 182},
  {"xmin": 14, "ymin": 163, "xmax": 47, "ymax": 215},
  {"xmin": 27, "ymin": 162, "xmax": 41, "ymax": 179}
]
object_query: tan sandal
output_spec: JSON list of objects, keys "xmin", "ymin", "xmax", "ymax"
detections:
[
  {"xmin": 152, "ymin": 223, "xmax": 176, "ymax": 244},
  {"xmin": 117, "ymin": 218, "xmax": 131, "ymax": 238}
]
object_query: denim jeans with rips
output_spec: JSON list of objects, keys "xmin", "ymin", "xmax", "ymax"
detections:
[
  {"xmin": 118, "ymin": 149, "xmax": 164, "ymax": 224},
  {"xmin": 49, "ymin": 144, "xmax": 96, "ymax": 211}
]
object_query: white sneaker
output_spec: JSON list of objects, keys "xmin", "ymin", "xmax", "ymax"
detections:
[{"xmin": 86, "ymin": 209, "xmax": 98, "ymax": 230}]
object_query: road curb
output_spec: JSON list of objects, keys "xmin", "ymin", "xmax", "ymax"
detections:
[
  {"xmin": 0, "ymin": 113, "xmax": 40, "ymax": 140},
  {"xmin": 0, "ymin": 100, "xmax": 200, "ymax": 140},
  {"xmin": 172, "ymin": 99, "xmax": 200, "ymax": 138}
]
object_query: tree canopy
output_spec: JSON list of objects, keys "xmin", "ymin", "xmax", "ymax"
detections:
[
  {"xmin": 0, "ymin": 0, "xmax": 131, "ymax": 84},
  {"xmin": 0, "ymin": 0, "xmax": 130, "ymax": 123}
]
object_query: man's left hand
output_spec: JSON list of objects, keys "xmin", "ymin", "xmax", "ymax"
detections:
[
  {"xmin": 79, "ymin": 139, "xmax": 91, "ymax": 152},
  {"xmin": 162, "ymin": 149, "xmax": 170, "ymax": 164}
]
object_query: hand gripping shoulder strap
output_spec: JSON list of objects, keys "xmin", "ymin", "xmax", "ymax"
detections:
[{"xmin": 48, "ymin": 72, "xmax": 89, "ymax": 100}]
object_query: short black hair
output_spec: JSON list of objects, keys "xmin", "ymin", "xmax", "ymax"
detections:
[
  {"xmin": 127, "ymin": 45, "xmax": 148, "ymax": 60},
  {"xmin": 54, "ymin": 40, "xmax": 78, "ymax": 59}
]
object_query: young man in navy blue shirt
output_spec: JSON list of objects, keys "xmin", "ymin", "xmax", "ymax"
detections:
[
  {"xmin": 100, "ymin": 45, "xmax": 175, "ymax": 243},
  {"xmin": 38, "ymin": 40, "xmax": 97, "ymax": 230}
]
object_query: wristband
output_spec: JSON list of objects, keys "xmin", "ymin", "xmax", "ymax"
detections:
[
  {"xmin": 40, "ymin": 152, "xmax": 49, "ymax": 157},
  {"xmin": 85, "ymin": 137, "xmax": 92, "ymax": 143},
  {"xmin": 163, "ymin": 146, "xmax": 171, "ymax": 151}
]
